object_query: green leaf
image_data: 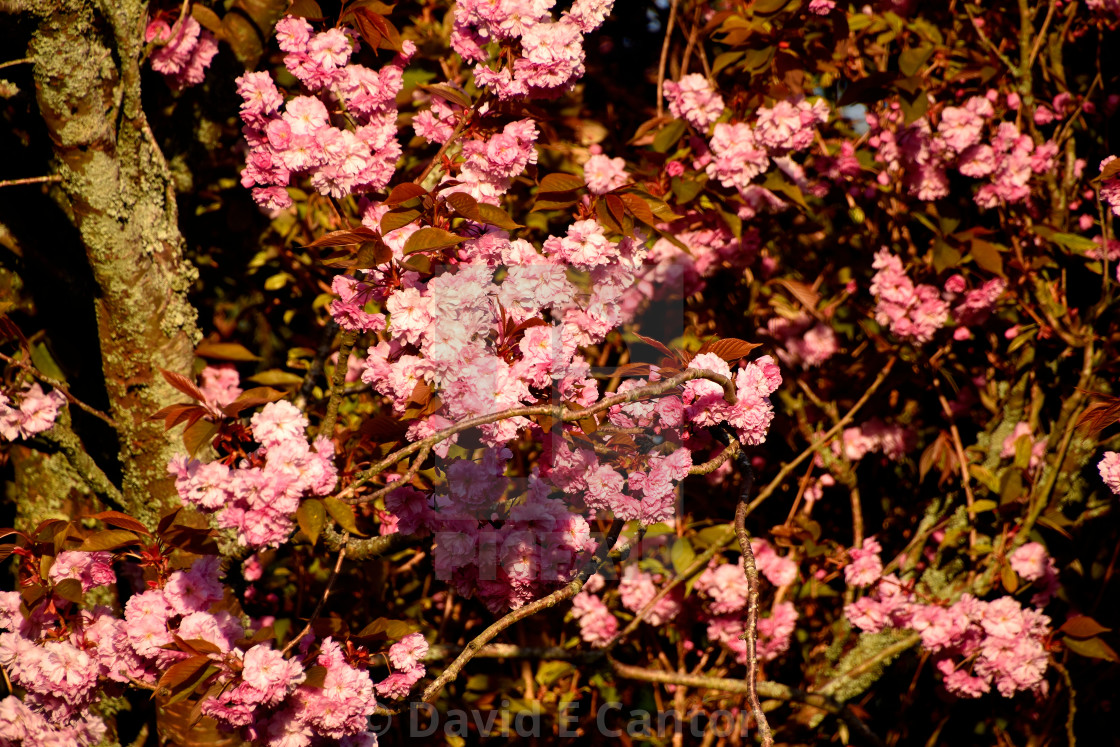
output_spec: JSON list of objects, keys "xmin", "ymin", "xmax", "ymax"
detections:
[
  {"xmin": 379, "ymin": 208, "xmax": 422, "ymax": 234},
  {"xmin": 670, "ymin": 538, "xmax": 696, "ymax": 575},
  {"xmin": 53, "ymin": 578, "xmax": 83, "ymax": 604},
  {"xmin": 671, "ymin": 176, "xmax": 705, "ymax": 204},
  {"xmin": 968, "ymin": 464, "xmax": 1001, "ymax": 493},
  {"xmin": 195, "ymin": 342, "xmax": 260, "ymax": 361},
  {"xmin": 652, "ymin": 118, "xmax": 688, "ymax": 153},
  {"xmin": 402, "ymin": 227, "xmax": 466, "ymax": 255},
  {"xmin": 421, "ymin": 83, "xmax": 472, "ymax": 110},
  {"xmin": 356, "ymin": 617, "xmax": 420, "ymax": 640},
  {"xmin": 932, "ymin": 240, "xmax": 962, "ymax": 273},
  {"xmin": 899, "ymin": 44, "xmax": 934, "ymax": 77},
  {"xmin": 969, "ymin": 238, "xmax": 1005, "ymax": 276},
  {"xmin": 78, "ymin": 529, "xmax": 140, "ymax": 552},
  {"xmin": 539, "ymin": 173, "xmax": 585, "ymax": 193},
  {"xmin": 248, "ymin": 370, "xmax": 305, "ymax": 388},
  {"xmin": 323, "ymin": 496, "xmax": 365, "ymax": 537},
  {"xmin": 296, "ymin": 499, "xmax": 326, "ymax": 546},
  {"xmin": 475, "ymin": 203, "xmax": 523, "ymax": 230},
  {"xmin": 1064, "ymin": 636, "xmax": 1120, "ymax": 663},
  {"xmin": 264, "ymin": 272, "xmax": 294, "ymax": 291},
  {"xmin": 302, "ymin": 665, "xmax": 329, "ymax": 688}
]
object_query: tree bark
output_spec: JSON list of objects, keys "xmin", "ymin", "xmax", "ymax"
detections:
[{"xmin": 17, "ymin": 0, "xmax": 200, "ymax": 525}]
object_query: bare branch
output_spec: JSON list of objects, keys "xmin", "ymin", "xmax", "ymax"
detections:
[{"xmin": 282, "ymin": 536, "xmax": 348, "ymax": 656}]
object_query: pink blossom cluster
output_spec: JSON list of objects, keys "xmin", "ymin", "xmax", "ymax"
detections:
[
  {"xmin": 200, "ymin": 364, "xmax": 244, "ymax": 408},
  {"xmin": 644, "ymin": 217, "xmax": 759, "ymax": 297},
  {"xmin": 618, "ymin": 565, "xmax": 682, "ymax": 625},
  {"xmin": 570, "ymin": 584, "xmax": 618, "ymax": 647},
  {"xmin": 375, "ymin": 632, "xmax": 429, "ymax": 699},
  {"xmin": 0, "ymin": 382, "xmax": 66, "ymax": 442},
  {"xmin": 707, "ymin": 601, "xmax": 798, "ymax": 663},
  {"xmin": 236, "ymin": 16, "xmax": 411, "ymax": 211},
  {"xmin": 169, "ymin": 399, "xmax": 338, "ymax": 548},
  {"xmin": 453, "ymin": 0, "xmax": 614, "ymax": 99},
  {"xmin": 868, "ymin": 96, "xmax": 1059, "ymax": 207},
  {"xmin": 944, "ymin": 275, "xmax": 1006, "ymax": 334},
  {"xmin": 583, "ymin": 151, "xmax": 629, "ymax": 195},
  {"xmin": 444, "ymin": 119, "xmax": 540, "ymax": 204},
  {"xmin": 837, "ymin": 419, "xmax": 916, "ymax": 462},
  {"xmin": 1100, "ymin": 156, "xmax": 1120, "ymax": 216},
  {"xmin": 1009, "ymin": 542, "xmax": 1060, "ymax": 606},
  {"xmin": 0, "ymin": 557, "xmax": 230, "ymax": 740},
  {"xmin": 1099, "ymin": 451, "xmax": 1120, "ymax": 495},
  {"xmin": 413, "ymin": 91, "xmax": 463, "ymax": 144},
  {"xmin": 704, "ymin": 98, "xmax": 828, "ymax": 198},
  {"xmin": 379, "ymin": 447, "xmax": 599, "ymax": 611},
  {"xmin": 766, "ymin": 314, "xmax": 839, "ymax": 368},
  {"xmin": 694, "ymin": 544, "xmax": 798, "ymax": 663},
  {"xmin": 844, "ymin": 537, "xmax": 884, "ymax": 587},
  {"xmin": 846, "ymin": 574, "xmax": 1051, "ymax": 698},
  {"xmin": 870, "ymin": 249, "xmax": 949, "ymax": 343},
  {"xmin": 145, "ymin": 15, "xmax": 218, "ymax": 89},
  {"xmin": 664, "ymin": 74, "xmax": 725, "ymax": 130}
]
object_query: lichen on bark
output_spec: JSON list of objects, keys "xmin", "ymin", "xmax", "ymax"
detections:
[{"xmin": 18, "ymin": 0, "xmax": 201, "ymax": 526}]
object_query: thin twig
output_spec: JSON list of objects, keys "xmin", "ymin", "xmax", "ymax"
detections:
[
  {"xmin": 0, "ymin": 174, "xmax": 61, "ymax": 189},
  {"xmin": 963, "ymin": 5, "xmax": 1018, "ymax": 74},
  {"xmin": 748, "ymin": 357, "xmax": 896, "ymax": 515},
  {"xmin": 606, "ymin": 658, "xmax": 885, "ymax": 747},
  {"xmin": 935, "ymin": 384, "xmax": 977, "ymax": 552},
  {"xmin": 0, "ymin": 57, "xmax": 33, "ymax": 70},
  {"xmin": 656, "ymin": 0, "xmax": 680, "ymax": 118},
  {"xmin": 282, "ymin": 536, "xmax": 348, "ymax": 656},
  {"xmin": 413, "ymin": 100, "xmax": 481, "ymax": 186},
  {"xmin": 713, "ymin": 426, "xmax": 772, "ymax": 747},
  {"xmin": 417, "ymin": 519, "xmax": 627, "ymax": 706},
  {"xmin": 0, "ymin": 351, "xmax": 119, "ymax": 428}
]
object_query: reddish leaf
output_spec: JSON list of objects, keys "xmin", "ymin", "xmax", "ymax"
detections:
[
  {"xmin": 772, "ymin": 279, "xmax": 821, "ymax": 312},
  {"xmin": 445, "ymin": 192, "xmax": 481, "ymax": 220},
  {"xmin": 385, "ymin": 182, "xmax": 429, "ymax": 206},
  {"xmin": 286, "ymin": 0, "xmax": 324, "ymax": 19},
  {"xmin": 1060, "ymin": 615, "xmax": 1113, "ymax": 639},
  {"xmin": 302, "ymin": 665, "xmax": 329, "ymax": 689},
  {"xmin": 605, "ymin": 195, "xmax": 629, "ymax": 234},
  {"xmin": 304, "ymin": 227, "xmax": 381, "ymax": 249},
  {"xmin": 161, "ymin": 369, "xmax": 206, "ymax": 403},
  {"xmin": 222, "ymin": 387, "xmax": 289, "ymax": 418},
  {"xmin": 475, "ymin": 203, "xmax": 522, "ymax": 230},
  {"xmin": 356, "ymin": 617, "xmax": 420, "ymax": 641},
  {"xmin": 90, "ymin": 511, "xmax": 151, "ymax": 535},
  {"xmin": 0, "ymin": 544, "xmax": 17, "ymax": 562},
  {"xmin": 1075, "ymin": 395, "xmax": 1120, "ymax": 438},
  {"xmin": 619, "ymin": 194, "xmax": 658, "ymax": 228},
  {"xmin": 422, "ymin": 83, "xmax": 472, "ymax": 109},
  {"xmin": 158, "ymin": 655, "xmax": 213, "ymax": 692},
  {"xmin": 152, "ymin": 403, "xmax": 210, "ymax": 431},
  {"xmin": 693, "ymin": 337, "xmax": 762, "ymax": 363}
]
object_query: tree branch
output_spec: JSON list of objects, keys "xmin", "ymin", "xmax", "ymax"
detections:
[
  {"xmin": 606, "ymin": 658, "xmax": 885, "ymax": 747},
  {"xmin": 338, "ymin": 368, "xmax": 737, "ymax": 504}
]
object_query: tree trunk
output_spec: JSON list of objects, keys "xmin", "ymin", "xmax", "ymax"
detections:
[{"xmin": 15, "ymin": 0, "xmax": 200, "ymax": 526}]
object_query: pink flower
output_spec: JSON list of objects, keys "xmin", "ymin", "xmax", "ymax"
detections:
[
  {"xmin": 388, "ymin": 633, "xmax": 429, "ymax": 671},
  {"xmin": 1100, "ymin": 451, "xmax": 1120, "ymax": 495},
  {"xmin": 664, "ymin": 74, "xmax": 725, "ymax": 130},
  {"xmin": 844, "ymin": 537, "xmax": 884, "ymax": 587}
]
